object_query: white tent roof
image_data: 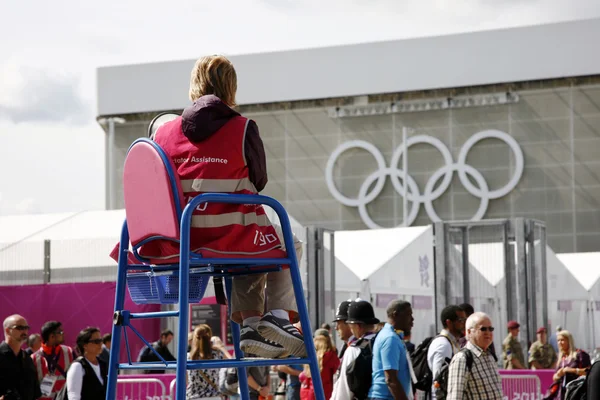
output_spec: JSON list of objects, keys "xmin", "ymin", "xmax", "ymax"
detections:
[
  {"xmin": 556, "ymin": 252, "xmax": 600, "ymax": 291},
  {"xmin": 326, "ymin": 226, "xmax": 431, "ymax": 281},
  {"xmin": 454, "ymin": 243, "xmax": 506, "ymax": 287},
  {"xmin": 0, "ymin": 210, "xmax": 125, "ymax": 245},
  {"xmin": 0, "ymin": 210, "xmax": 126, "ymax": 272},
  {"xmin": 0, "ymin": 208, "xmax": 304, "ymax": 273}
]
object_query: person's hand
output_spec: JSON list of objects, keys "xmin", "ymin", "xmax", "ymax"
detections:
[
  {"xmin": 556, "ymin": 368, "xmax": 565, "ymax": 378},
  {"xmin": 212, "ymin": 343, "xmax": 224, "ymax": 351},
  {"xmin": 259, "ymin": 385, "xmax": 270, "ymax": 398}
]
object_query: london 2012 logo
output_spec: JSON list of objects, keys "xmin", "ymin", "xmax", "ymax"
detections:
[{"xmin": 325, "ymin": 130, "xmax": 524, "ymax": 229}]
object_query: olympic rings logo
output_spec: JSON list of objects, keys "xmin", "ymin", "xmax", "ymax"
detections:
[{"xmin": 325, "ymin": 130, "xmax": 524, "ymax": 229}]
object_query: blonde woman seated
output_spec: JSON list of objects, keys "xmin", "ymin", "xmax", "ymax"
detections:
[
  {"xmin": 545, "ymin": 330, "xmax": 591, "ymax": 400},
  {"xmin": 187, "ymin": 324, "xmax": 223, "ymax": 399}
]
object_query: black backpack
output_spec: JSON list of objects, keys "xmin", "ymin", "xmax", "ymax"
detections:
[
  {"xmin": 432, "ymin": 348, "xmax": 474, "ymax": 400},
  {"xmin": 564, "ymin": 376, "xmax": 587, "ymax": 400},
  {"xmin": 346, "ymin": 334, "xmax": 378, "ymax": 400},
  {"xmin": 412, "ymin": 335, "xmax": 452, "ymax": 392},
  {"xmin": 564, "ymin": 360, "xmax": 600, "ymax": 400}
]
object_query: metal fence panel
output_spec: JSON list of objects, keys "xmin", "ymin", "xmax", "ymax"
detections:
[
  {"xmin": 117, "ymin": 377, "xmax": 168, "ymax": 400},
  {"xmin": 500, "ymin": 374, "xmax": 542, "ymax": 400}
]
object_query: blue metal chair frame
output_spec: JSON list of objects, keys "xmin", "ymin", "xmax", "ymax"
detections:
[{"xmin": 105, "ymin": 142, "xmax": 325, "ymax": 400}]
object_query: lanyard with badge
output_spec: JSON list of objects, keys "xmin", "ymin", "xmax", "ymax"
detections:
[{"xmin": 40, "ymin": 349, "xmax": 65, "ymax": 396}]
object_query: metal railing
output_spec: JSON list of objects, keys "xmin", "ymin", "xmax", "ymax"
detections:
[{"xmin": 500, "ymin": 374, "xmax": 542, "ymax": 400}]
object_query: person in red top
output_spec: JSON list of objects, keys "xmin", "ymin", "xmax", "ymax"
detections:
[
  {"xmin": 31, "ymin": 321, "xmax": 74, "ymax": 399},
  {"xmin": 299, "ymin": 332, "xmax": 340, "ymax": 400},
  {"xmin": 151, "ymin": 55, "xmax": 305, "ymax": 358}
]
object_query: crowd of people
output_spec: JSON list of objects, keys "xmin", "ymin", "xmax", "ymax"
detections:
[
  {"xmin": 0, "ymin": 315, "xmax": 112, "ymax": 400},
  {"xmin": 3, "ymin": 301, "xmax": 600, "ymax": 400}
]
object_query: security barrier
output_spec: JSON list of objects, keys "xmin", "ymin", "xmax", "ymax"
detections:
[
  {"xmin": 117, "ymin": 377, "xmax": 168, "ymax": 400},
  {"xmin": 500, "ymin": 374, "xmax": 542, "ymax": 400}
]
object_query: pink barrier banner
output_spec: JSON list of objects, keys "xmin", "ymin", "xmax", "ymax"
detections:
[
  {"xmin": 117, "ymin": 374, "xmax": 176, "ymax": 400},
  {"xmin": 499, "ymin": 369, "xmax": 555, "ymax": 399},
  {"xmin": 0, "ymin": 282, "xmax": 160, "ymax": 362}
]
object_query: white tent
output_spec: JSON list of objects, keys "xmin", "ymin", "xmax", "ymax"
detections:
[
  {"xmin": 323, "ymin": 226, "xmax": 435, "ymax": 342},
  {"xmin": 0, "ymin": 210, "xmax": 126, "ymax": 284},
  {"xmin": 555, "ymin": 252, "xmax": 600, "ymax": 352}
]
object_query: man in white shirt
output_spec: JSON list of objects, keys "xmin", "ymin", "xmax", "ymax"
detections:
[
  {"xmin": 330, "ymin": 300, "xmax": 379, "ymax": 400},
  {"xmin": 426, "ymin": 305, "xmax": 466, "ymax": 398}
]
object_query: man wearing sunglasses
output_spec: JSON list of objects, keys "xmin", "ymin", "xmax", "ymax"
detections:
[
  {"xmin": 0, "ymin": 314, "xmax": 41, "ymax": 400},
  {"xmin": 31, "ymin": 321, "xmax": 74, "ymax": 400},
  {"xmin": 446, "ymin": 312, "xmax": 502, "ymax": 399}
]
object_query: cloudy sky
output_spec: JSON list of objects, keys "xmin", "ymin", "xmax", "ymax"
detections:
[{"xmin": 1, "ymin": 0, "xmax": 599, "ymax": 215}]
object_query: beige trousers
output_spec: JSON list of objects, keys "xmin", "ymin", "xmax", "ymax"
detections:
[{"xmin": 230, "ymin": 226, "xmax": 302, "ymax": 323}]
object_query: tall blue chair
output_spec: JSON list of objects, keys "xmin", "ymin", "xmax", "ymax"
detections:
[{"xmin": 106, "ymin": 138, "xmax": 325, "ymax": 400}]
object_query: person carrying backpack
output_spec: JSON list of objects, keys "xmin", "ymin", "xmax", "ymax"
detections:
[
  {"xmin": 446, "ymin": 312, "xmax": 502, "ymax": 400},
  {"xmin": 420, "ymin": 305, "xmax": 466, "ymax": 399},
  {"xmin": 368, "ymin": 300, "xmax": 414, "ymax": 400},
  {"xmin": 331, "ymin": 300, "xmax": 379, "ymax": 400}
]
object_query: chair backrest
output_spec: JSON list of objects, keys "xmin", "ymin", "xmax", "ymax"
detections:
[{"xmin": 123, "ymin": 138, "xmax": 184, "ymax": 246}]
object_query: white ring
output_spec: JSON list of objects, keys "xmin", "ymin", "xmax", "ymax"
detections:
[
  {"xmin": 389, "ymin": 135, "xmax": 454, "ymax": 202},
  {"xmin": 357, "ymin": 168, "xmax": 421, "ymax": 229},
  {"xmin": 423, "ymin": 164, "xmax": 489, "ymax": 222},
  {"xmin": 325, "ymin": 140, "xmax": 387, "ymax": 207},
  {"xmin": 457, "ymin": 129, "xmax": 524, "ymax": 199},
  {"xmin": 325, "ymin": 130, "xmax": 523, "ymax": 227}
]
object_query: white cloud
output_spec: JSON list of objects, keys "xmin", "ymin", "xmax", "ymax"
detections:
[
  {"xmin": 0, "ymin": 0, "xmax": 599, "ymax": 215},
  {"xmin": 0, "ymin": 65, "xmax": 91, "ymax": 125}
]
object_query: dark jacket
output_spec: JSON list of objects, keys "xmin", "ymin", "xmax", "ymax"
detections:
[
  {"xmin": 182, "ymin": 95, "xmax": 268, "ymax": 191},
  {"xmin": 588, "ymin": 360, "xmax": 600, "ymax": 399},
  {"xmin": 0, "ymin": 341, "xmax": 41, "ymax": 400},
  {"xmin": 139, "ymin": 341, "xmax": 176, "ymax": 374}
]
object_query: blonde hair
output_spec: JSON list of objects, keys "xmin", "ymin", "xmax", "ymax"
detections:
[
  {"xmin": 557, "ymin": 330, "xmax": 577, "ymax": 361},
  {"xmin": 315, "ymin": 335, "xmax": 335, "ymax": 372},
  {"xmin": 189, "ymin": 55, "xmax": 237, "ymax": 106},
  {"xmin": 190, "ymin": 324, "xmax": 213, "ymax": 361}
]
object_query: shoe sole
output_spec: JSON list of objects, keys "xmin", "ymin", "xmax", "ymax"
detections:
[
  {"xmin": 257, "ymin": 322, "xmax": 307, "ymax": 357},
  {"xmin": 240, "ymin": 338, "xmax": 287, "ymax": 358}
]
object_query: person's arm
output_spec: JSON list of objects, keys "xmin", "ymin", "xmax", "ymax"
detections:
[
  {"xmin": 511, "ymin": 356, "xmax": 525, "ymax": 369},
  {"xmin": 162, "ymin": 346, "xmax": 176, "ymax": 362},
  {"xmin": 244, "ymin": 120, "xmax": 268, "ymax": 192},
  {"xmin": 384, "ymin": 370, "xmax": 408, "ymax": 400},
  {"xmin": 446, "ymin": 353, "xmax": 468, "ymax": 400},
  {"xmin": 277, "ymin": 365, "xmax": 301, "ymax": 376},
  {"xmin": 530, "ymin": 361, "xmax": 544, "ymax": 370},
  {"xmin": 66, "ymin": 362, "xmax": 84, "ymax": 400},
  {"xmin": 528, "ymin": 344, "xmax": 539, "ymax": 370},
  {"xmin": 509, "ymin": 343, "xmax": 525, "ymax": 369},
  {"xmin": 429, "ymin": 338, "xmax": 452, "ymax": 383},
  {"xmin": 379, "ymin": 336, "xmax": 407, "ymax": 400},
  {"xmin": 247, "ymin": 374, "xmax": 270, "ymax": 398},
  {"xmin": 213, "ymin": 345, "xmax": 233, "ymax": 360}
]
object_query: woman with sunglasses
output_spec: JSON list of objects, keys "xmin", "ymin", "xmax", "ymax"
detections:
[{"xmin": 64, "ymin": 327, "xmax": 107, "ymax": 400}]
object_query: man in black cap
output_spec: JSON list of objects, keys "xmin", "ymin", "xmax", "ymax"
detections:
[
  {"xmin": 331, "ymin": 299, "xmax": 379, "ymax": 400},
  {"xmin": 332, "ymin": 300, "xmax": 356, "ymax": 359}
]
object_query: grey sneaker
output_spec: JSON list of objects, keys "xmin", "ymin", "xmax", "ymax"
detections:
[
  {"xmin": 239, "ymin": 325, "xmax": 287, "ymax": 358},
  {"xmin": 257, "ymin": 312, "xmax": 307, "ymax": 357}
]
